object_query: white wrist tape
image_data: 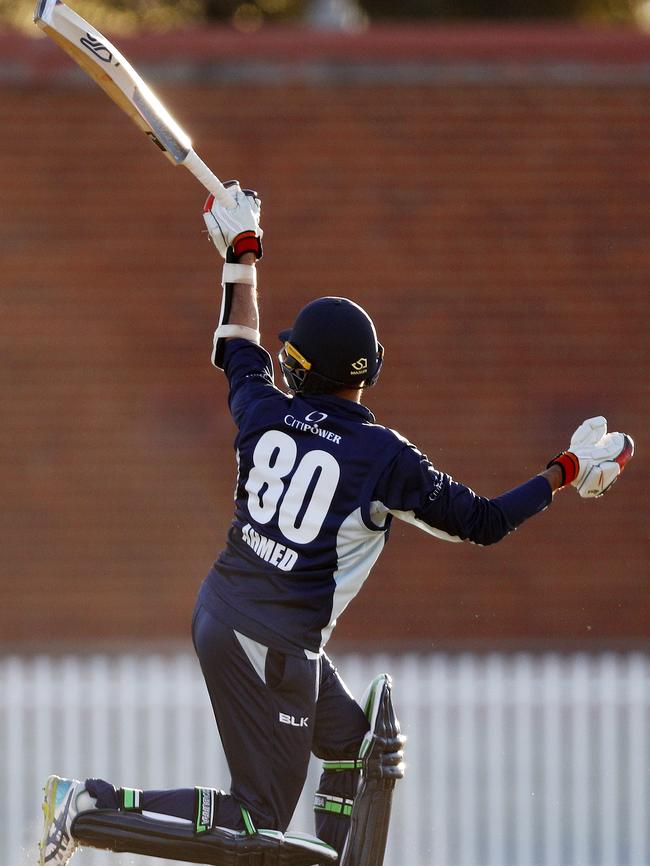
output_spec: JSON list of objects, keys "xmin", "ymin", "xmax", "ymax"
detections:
[
  {"xmin": 214, "ymin": 324, "xmax": 261, "ymax": 344},
  {"xmin": 221, "ymin": 263, "xmax": 257, "ymax": 288},
  {"xmin": 212, "ymin": 263, "xmax": 259, "ymax": 369}
]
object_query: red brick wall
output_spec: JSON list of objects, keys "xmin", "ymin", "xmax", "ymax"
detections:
[{"xmin": 1, "ymin": 27, "xmax": 647, "ymax": 648}]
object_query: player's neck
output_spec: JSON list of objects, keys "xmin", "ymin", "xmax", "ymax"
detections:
[{"xmin": 335, "ymin": 388, "xmax": 363, "ymax": 404}]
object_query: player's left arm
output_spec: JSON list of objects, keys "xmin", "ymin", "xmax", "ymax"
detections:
[
  {"xmin": 226, "ymin": 250, "xmax": 259, "ymax": 333},
  {"xmin": 203, "ymin": 181, "xmax": 263, "ymax": 366}
]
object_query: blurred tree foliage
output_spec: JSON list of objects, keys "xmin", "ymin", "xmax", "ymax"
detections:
[
  {"xmin": 196, "ymin": 0, "xmax": 642, "ymax": 24},
  {"xmin": 357, "ymin": 0, "xmax": 638, "ymax": 22},
  {"xmin": 2, "ymin": 0, "xmax": 205, "ymax": 32},
  {"xmin": 2, "ymin": 0, "xmax": 643, "ymax": 31}
]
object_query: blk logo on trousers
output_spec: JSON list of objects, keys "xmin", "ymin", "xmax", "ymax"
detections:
[{"xmin": 279, "ymin": 712, "xmax": 309, "ymax": 728}]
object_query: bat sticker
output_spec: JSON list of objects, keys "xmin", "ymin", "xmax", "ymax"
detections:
[{"xmin": 80, "ymin": 33, "xmax": 112, "ymax": 63}]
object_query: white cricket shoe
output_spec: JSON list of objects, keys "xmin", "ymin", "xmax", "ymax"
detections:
[{"xmin": 38, "ymin": 775, "xmax": 85, "ymax": 866}]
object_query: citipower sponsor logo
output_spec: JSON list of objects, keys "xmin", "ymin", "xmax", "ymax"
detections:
[{"xmin": 283, "ymin": 410, "xmax": 342, "ymax": 445}]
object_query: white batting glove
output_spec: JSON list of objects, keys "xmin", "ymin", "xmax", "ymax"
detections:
[
  {"xmin": 548, "ymin": 416, "xmax": 635, "ymax": 498},
  {"xmin": 203, "ymin": 180, "xmax": 262, "ymax": 260}
]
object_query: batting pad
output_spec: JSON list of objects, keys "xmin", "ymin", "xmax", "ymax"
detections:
[
  {"xmin": 340, "ymin": 674, "xmax": 405, "ymax": 866},
  {"xmin": 71, "ymin": 809, "xmax": 337, "ymax": 866}
]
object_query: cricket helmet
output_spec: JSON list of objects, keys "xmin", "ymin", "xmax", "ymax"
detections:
[{"xmin": 278, "ymin": 297, "xmax": 384, "ymax": 394}]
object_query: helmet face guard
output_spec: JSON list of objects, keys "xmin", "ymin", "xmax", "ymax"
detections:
[
  {"xmin": 278, "ymin": 341, "xmax": 311, "ymax": 393},
  {"xmin": 278, "ymin": 339, "xmax": 384, "ymax": 395}
]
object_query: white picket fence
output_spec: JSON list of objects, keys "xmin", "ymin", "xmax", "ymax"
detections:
[{"xmin": 1, "ymin": 651, "xmax": 648, "ymax": 866}]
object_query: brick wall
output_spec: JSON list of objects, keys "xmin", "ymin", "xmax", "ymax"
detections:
[{"xmin": 1, "ymin": 26, "xmax": 647, "ymax": 648}]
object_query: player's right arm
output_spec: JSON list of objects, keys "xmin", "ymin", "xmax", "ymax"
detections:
[
  {"xmin": 375, "ymin": 418, "xmax": 634, "ymax": 546},
  {"xmin": 375, "ymin": 450, "xmax": 551, "ymax": 546}
]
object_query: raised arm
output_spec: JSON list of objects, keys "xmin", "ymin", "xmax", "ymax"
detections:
[
  {"xmin": 203, "ymin": 181, "xmax": 263, "ymax": 368},
  {"xmin": 226, "ymin": 251, "xmax": 259, "ymax": 334}
]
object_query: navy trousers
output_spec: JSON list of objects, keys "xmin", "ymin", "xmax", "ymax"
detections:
[{"xmin": 88, "ymin": 600, "xmax": 368, "ymax": 855}]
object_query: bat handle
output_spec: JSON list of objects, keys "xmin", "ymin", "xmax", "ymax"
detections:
[{"xmin": 183, "ymin": 150, "xmax": 236, "ymax": 209}]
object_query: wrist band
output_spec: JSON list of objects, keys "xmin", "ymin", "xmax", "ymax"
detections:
[
  {"xmin": 232, "ymin": 231, "xmax": 262, "ymax": 259},
  {"xmin": 214, "ymin": 324, "xmax": 261, "ymax": 344},
  {"xmin": 221, "ymin": 263, "xmax": 257, "ymax": 288},
  {"xmin": 547, "ymin": 451, "xmax": 580, "ymax": 486}
]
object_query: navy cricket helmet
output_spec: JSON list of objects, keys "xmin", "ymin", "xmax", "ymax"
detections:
[{"xmin": 278, "ymin": 297, "xmax": 384, "ymax": 395}]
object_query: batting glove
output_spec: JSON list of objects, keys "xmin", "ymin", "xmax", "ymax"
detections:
[
  {"xmin": 203, "ymin": 180, "xmax": 262, "ymax": 260},
  {"xmin": 548, "ymin": 416, "xmax": 634, "ymax": 498}
]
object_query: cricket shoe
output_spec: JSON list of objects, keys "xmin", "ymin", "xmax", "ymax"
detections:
[{"xmin": 38, "ymin": 775, "xmax": 86, "ymax": 866}]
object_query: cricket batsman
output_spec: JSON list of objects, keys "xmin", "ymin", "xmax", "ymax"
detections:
[{"xmin": 38, "ymin": 183, "xmax": 634, "ymax": 866}]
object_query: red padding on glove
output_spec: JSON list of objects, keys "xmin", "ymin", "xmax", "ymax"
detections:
[
  {"xmin": 233, "ymin": 231, "xmax": 262, "ymax": 259},
  {"xmin": 615, "ymin": 435, "xmax": 634, "ymax": 471},
  {"xmin": 547, "ymin": 451, "xmax": 580, "ymax": 486}
]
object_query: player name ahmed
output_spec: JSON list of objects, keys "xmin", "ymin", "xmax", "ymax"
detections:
[{"xmin": 241, "ymin": 523, "xmax": 298, "ymax": 571}]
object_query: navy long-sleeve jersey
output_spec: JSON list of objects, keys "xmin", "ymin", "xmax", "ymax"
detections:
[{"xmin": 199, "ymin": 339, "xmax": 552, "ymax": 655}]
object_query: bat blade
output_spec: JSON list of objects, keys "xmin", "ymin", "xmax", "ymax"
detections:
[{"xmin": 34, "ymin": 0, "xmax": 234, "ymax": 206}]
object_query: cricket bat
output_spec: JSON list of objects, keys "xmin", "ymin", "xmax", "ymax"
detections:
[{"xmin": 34, "ymin": 0, "xmax": 235, "ymax": 208}]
